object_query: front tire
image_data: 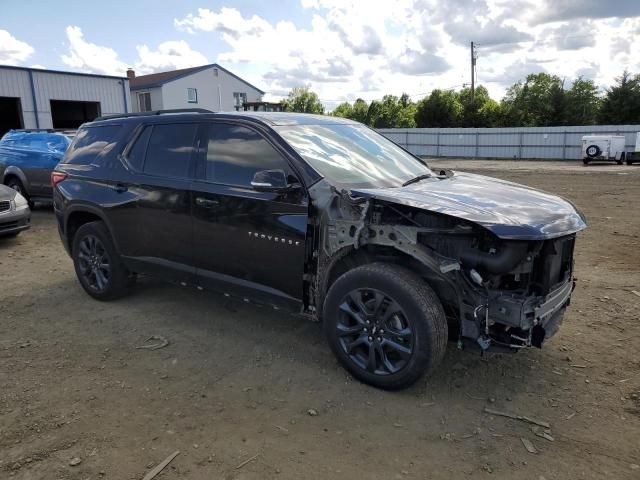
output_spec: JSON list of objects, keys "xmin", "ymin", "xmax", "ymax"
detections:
[
  {"xmin": 323, "ymin": 263, "xmax": 448, "ymax": 390},
  {"xmin": 72, "ymin": 221, "xmax": 133, "ymax": 300}
]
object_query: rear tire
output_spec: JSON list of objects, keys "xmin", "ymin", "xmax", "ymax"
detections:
[
  {"xmin": 323, "ymin": 263, "xmax": 448, "ymax": 390},
  {"xmin": 72, "ymin": 221, "xmax": 134, "ymax": 301},
  {"xmin": 582, "ymin": 158, "xmax": 590, "ymax": 165}
]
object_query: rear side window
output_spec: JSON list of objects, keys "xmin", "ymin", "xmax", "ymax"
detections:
[
  {"xmin": 126, "ymin": 126, "xmax": 151, "ymax": 171},
  {"xmin": 143, "ymin": 124, "xmax": 197, "ymax": 178},
  {"xmin": 63, "ymin": 125, "xmax": 121, "ymax": 165},
  {"xmin": 203, "ymin": 123, "xmax": 289, "ymax": 186}
]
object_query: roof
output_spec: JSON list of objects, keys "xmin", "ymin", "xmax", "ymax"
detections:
[
  {"xmin": 129, "ymin": 63, "xmax": 265, "ymax": 94},
  {"xmin": 92, "ymin": 110, "xmax": 357, "ymax": 127},
  {"xmin": 229, "ymin": 112, "xmax": 357, "ymax": 126},
  {"xmin": 0, "ymin": 64, "xmax": 127, "ymax": 81}
]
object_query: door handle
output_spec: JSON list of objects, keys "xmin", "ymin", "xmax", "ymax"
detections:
[
  {"xmin": 113, "ymin": 183, "xmax": 128, "ymax": 193},
  {"xmin": 195, "ymin": 197, "xmax": 219, "ymax": 207}
]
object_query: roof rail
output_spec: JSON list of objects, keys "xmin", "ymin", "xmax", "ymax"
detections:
[
  {"xmin": 9, "ymin": 128, "xmax": 58, "ymax": 133},
  {"xmin": 94, "ymin": 108, "xmax": 214, "ymax": 121}
]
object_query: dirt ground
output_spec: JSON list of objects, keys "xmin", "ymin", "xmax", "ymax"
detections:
[{"xmin": 1, "ymin": 160, "xmax": 639, "ymax": 480}]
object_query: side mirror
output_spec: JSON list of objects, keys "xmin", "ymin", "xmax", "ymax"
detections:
[{"xmin": 250, "ymin": 169, "xmax": 299, "ymax": 192}]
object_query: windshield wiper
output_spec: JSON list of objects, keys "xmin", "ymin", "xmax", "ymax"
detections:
[{"xmin": 402, "ymin": 173, "xmax": 431, "ymax": 187}]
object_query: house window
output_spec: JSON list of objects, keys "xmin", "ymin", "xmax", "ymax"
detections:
[
  {"xmin": 138, "ymin": 92, "xmax": 152, "ymax": 112},
  {"xmin": 233, "ymin": 92, "xmax": 247, "ymax": 111},
  {"xmin": 187, "ymin": 88, "xmax": 198, "ymax": 103}
]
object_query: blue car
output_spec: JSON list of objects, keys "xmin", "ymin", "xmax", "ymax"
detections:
[{"xmin": 0, "ymin": 130, "xmax": 72, "ymax": 205}]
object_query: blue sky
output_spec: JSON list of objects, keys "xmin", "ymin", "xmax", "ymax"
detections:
[
  {"xmin": 1, "ymin": 1, "xmax": 310, "ymax": 68},
  {"xmin": 2, "ymin": 1, "xmax": 640, "ymax": 109}
]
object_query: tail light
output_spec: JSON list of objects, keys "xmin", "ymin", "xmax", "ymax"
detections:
[{"xmin": 51, "ymin": 171, "xmax": 68, "ymax": 188}]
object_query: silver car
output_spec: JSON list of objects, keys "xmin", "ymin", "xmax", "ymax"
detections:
[{"xmin": 0, "ymin": 184, "xmax": 31, "ymax": 237}]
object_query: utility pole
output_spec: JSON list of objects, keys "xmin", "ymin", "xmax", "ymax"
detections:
[{"xmin": 470, "ymin": 41, "xmax": 476, "ymax": 104}]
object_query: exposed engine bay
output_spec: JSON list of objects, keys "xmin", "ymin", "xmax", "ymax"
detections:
[{"xmin": 305, "ymin": 177, "xmax": 579, "ymax": 353}]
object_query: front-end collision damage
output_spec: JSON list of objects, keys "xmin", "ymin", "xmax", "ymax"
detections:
[{"xmin": 306, "ymin": 178, "xmax": 581, "ymax": 353}]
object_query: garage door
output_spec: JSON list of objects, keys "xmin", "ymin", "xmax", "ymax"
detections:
[
  {"xmin": 50, "ymin": 100, "xmax": 101, "ymax": 129},
  {"xmin": 0, "ymin": 97, "xmax": 24, "ymax": 137}
]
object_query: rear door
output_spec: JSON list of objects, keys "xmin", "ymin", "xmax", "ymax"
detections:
[
  {"xmin": 112, "ymin": 122, "xmax": 198, "ymax": 284},
  {"xmin": 191, "ymin": 121, "xmax": 308, "ymax": 304}
]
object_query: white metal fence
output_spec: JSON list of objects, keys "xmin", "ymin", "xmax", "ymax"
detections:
[{"xmin": 377, "ymin": 125, "xmax": 639, "ymax": 160}]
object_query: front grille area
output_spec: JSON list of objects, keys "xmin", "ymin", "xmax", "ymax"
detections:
[
  {"xmin": 0, "ymin": 200, "xmax": 10, "ymax": 213},
  {"xmin": 532, "ymin": 235, "xmax": 575, "ymax": 294}
]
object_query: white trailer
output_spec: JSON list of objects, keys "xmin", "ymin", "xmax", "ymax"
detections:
[
  {"xmin": 581, "ymin": 135, "xmax": 627, "ymax": 165},
  {"xmin": 627, "ymin": 132, "xmax": 640, "ymax": 165}
]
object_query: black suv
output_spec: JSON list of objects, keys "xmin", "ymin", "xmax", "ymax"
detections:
[{"xmin": 53, "ymin": 110, "xmax": 587, "ymax": 390}]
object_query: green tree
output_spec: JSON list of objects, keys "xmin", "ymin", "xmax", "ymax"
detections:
[
  {"xmin": 565, "ymin": 77, "xmax": 600, "ymax": 125},
  {"xmin": 282, "ymin": 87, "xmax": 325, "ymax": 114},
  {"xmin": 351, "ymin": 98, "xmax": 369, "ymax": 124},
  {"xmin": 414, "ymin": 89, "xmax": 463, "ymax": 127},
  {"xmin": 500, "ymin": 73, "xmax": 567, "ymax": 126},
  {"xmin": 458, "ymin": 85, "xmax": 502, "ymax": 127},
  {"xmin": 366, "ymin": 100, "xmax": 383, "ymax": 127},
  {"xmin": 598, "ymin": 71, "xmax": 640, "ymax": 124},
  {"xmin": 477, "ymin": 98, "xmax": 503, "ymax": 127},
  {"xmin": 332, "ymin": 101, "xmax": 353, "ymax": 119},
  {"xmin": 369, "ymin": 95, "xmax": 417, "ymax": 128}
]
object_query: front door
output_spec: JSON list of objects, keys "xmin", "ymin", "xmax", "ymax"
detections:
[{"xmin": 191, "ymin": 121, "xmax": 308, "ymax": 304}]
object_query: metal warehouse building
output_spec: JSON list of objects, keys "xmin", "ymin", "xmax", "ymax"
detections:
[{"xmin": 0, "ymin": 65, "xmax": 130, "ymax": 136}]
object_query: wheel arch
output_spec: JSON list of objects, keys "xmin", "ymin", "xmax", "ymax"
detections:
[
  {"xmin": 2, "ymin": 166, "xmax": 30, "ymax": 194},
  {"xmin": 64, "ymin": 205, "xmax": 119, "ymax": 254},
  {"xmin": 318, "ymin": 245, "xmax": 459, "ymax": 323}
]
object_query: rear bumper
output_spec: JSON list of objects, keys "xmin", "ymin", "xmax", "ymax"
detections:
[
  {"xmin": 0, "ymin": 208, "xmax": 31, "ymax": 236},
  {"xmin": 54, "ymin": 204, "xmax": 71, "ymax": 255}
]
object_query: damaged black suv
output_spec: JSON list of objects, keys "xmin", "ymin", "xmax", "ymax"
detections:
[{"xmin": 53, "ymin": 110, "xmax": 587, "ymax": 390}]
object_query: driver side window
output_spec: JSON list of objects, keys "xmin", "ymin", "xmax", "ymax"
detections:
[{"xmin": 203, "ymin": 123, "xmax": 290, "ymax": 187}]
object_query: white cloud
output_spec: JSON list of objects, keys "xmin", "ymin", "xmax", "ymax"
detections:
[
  {"xmin": 60, "ymin": 25, "xmax": 208, "ymax": 77},
  {"xmin": 173, "ymin": 2, "xmax": 457, "ymax": 109},
  {"xmin": 170, "ymin": 0, "xmax": 640, "ymax": 108},
  {"xmin": 135, "ymin": 41, "xmax": 208, "ymax": 74},
  {"xmin": 48, "ymin": 1, "xmax": 640, "ymax": 109},
  {"xmin": 0, "ymin": 30, "xmax": 35, "ymax": 64},
  {"xmin": 61, "ymin": 26, "xmax": 128, "ymax": 75},
  {"xmin": 175, "ymin": 7, "xmax": 271, "ymax": 37}
]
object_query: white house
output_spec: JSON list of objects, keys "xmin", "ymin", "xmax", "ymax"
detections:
[{"xmin": 128, "ymin": 64, "xmax": 264, "ymax": 113}]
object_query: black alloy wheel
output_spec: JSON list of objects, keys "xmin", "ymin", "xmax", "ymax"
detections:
[
  {"xmin": 336, "ymin": 288, "xmax": 414, "ymax": 375},
  {"xmin": 77, "ymin": 234, "xmax": 111, "ymax": 293},
  {"xmin": 324, "ymin": 263, "xmax": 448, "ymax": 390},
  {"xmin": 72, "ymin": 221, "xmax": 134, "ymax": 300}
]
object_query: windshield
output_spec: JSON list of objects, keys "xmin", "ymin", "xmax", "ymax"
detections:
[{"xmin": 275, "ymin": 124, "xmax": 432, "ymax": 188}]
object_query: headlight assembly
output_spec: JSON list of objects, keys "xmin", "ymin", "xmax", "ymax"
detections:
[{"xmin": 14, "ymin": 192, "xmax": 29, "ymax": 210}]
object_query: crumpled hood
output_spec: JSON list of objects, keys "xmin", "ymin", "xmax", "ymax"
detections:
[{"xmin": 352, "ymin": 171, "xmax": 587, "ymax": 240}]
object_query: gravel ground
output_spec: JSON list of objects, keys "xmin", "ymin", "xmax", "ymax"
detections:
[{"xmin": 1, "ymin": 160, "xmax": 639, "ymax": 480}]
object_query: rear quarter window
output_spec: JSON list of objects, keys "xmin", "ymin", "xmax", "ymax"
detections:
[{"xmin": 62, "ymin": 125, "xmax": 121, "ymax": 165}]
